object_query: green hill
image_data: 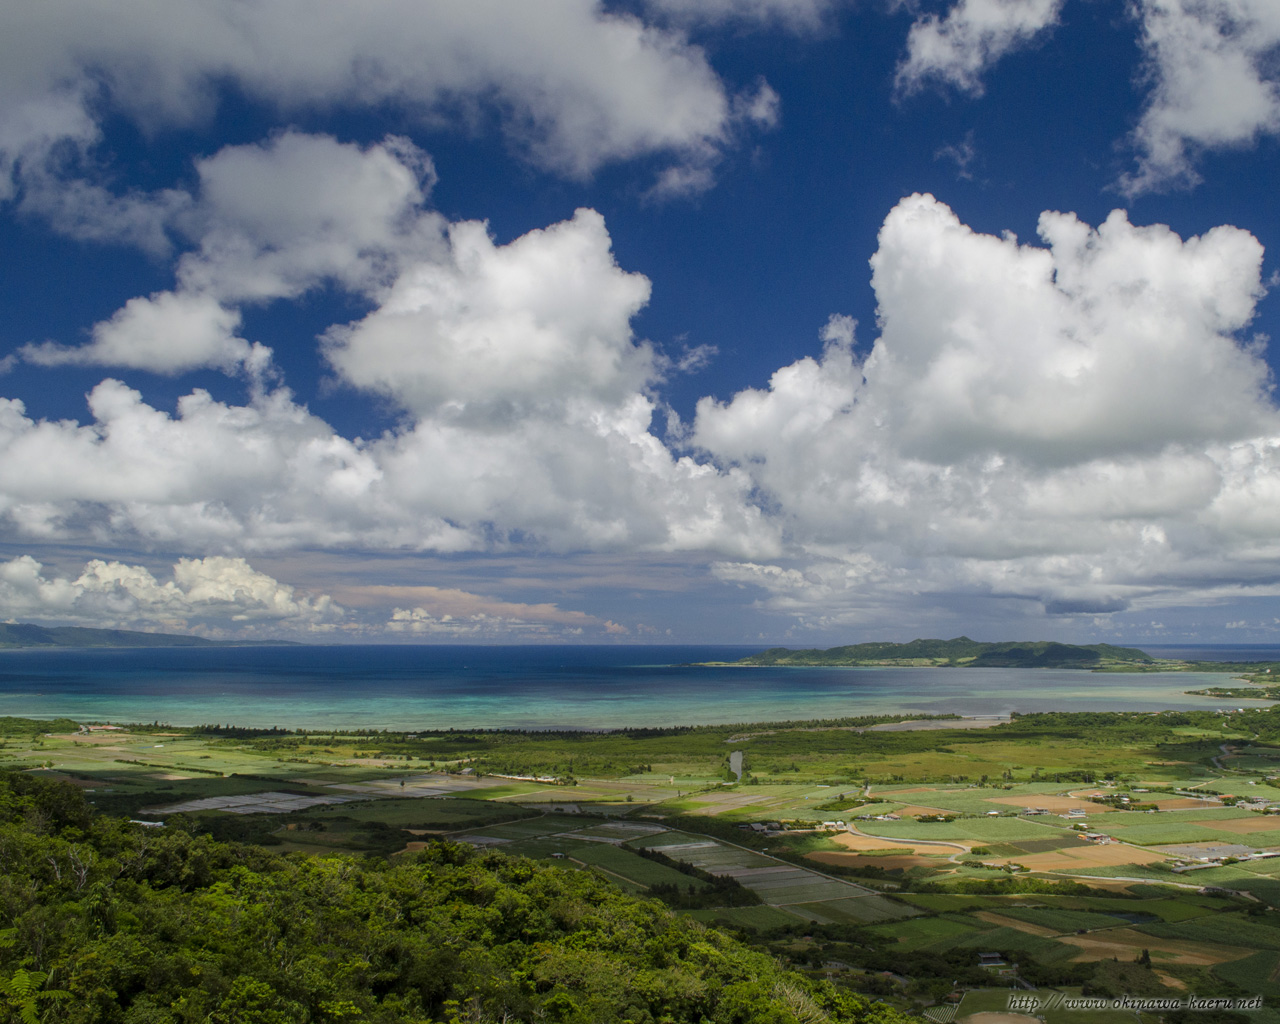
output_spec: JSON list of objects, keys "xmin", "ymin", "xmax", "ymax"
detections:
[
  {"xmin": 0, "ymin": 772, "xmax": 908, "ymax": 1024},
  {"xmin": 732, "ymin": 637, "xmax": 1154, "ymax": 668}
]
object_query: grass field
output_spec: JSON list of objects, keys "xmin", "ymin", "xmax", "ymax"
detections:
[
  {"xmin": 685, "ymin": 905, "xmax": 804, "ymax": 931},
  {"xmin": 952, "ymin": 926, "xmax": 1078, "ymax": 963},
  {"xmin": 956, "ymin": 988, "xmax": 1139, "ymax": 1024},
  {"xmin": 566, "ymin": 843, "xmax": 710, "ymax": 889},
  {"xmin": 1138, "ymin": 915, "xmax": 1280, "ymax": 950},
  {"xmin": 868, "ymin": 914, "xmax": 986, "ymax": 951},
  {"xmin": 1212, "ymin": 948, "xmax": 1280, "ymax": 997},
  {"xmin": 857, "ymin": 818, "xmax": 1074, "ymax": 842},
  {"xmin": 783, "ymin": 896, "xmax": 910, "ymax": 925},
  {"xmin": 307, "ymin": 796, "xmax": 538, "ymax": 829},
  {"xmin": 1040, "ymin": 895, "xmax": 1220, "ymax": 922},
  {"xmin": 1054, "ymin": 868, "xmax": 1183, "ymax": 885},
  {"xmin": 994, "ymin": 906, "xmax": 1147, "ymax": 933},
  {"xmin": 897, "ymin": 893, "xmax": 1009, "ymax": 913}
]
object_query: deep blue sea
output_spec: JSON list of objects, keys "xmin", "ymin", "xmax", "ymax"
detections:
[{"xmin": 0, "ymin": 643, "xmax": 1270, "ymax": 731}]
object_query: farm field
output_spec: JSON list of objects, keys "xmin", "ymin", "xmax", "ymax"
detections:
[
  {"xmin": 955, "ymin": 988, "xmax": 1141, "ymax": 1024},
  {"xmin": 5, "ymin": 705, "xmax": 1280, "ymax": 1012},
  {"xmin": 852, "ymin": 817, "xmax": 1074, "ymax": 842}
]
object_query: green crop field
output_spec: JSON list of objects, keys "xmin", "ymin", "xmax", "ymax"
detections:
[
  {"xmin": 566, "ymin": 844, "xmax": 710, "ymax": 888},
  {"xmin": 1054, "ymin": 863, "xmax": 1176, "ymax": 880},
  {"xmin": 952, "ymin": 926, "xmax": 1078, "ymax": 963},
  {"xmin": 868, "ymin": 914, "xmax": 985, "ymax": 951},
  {"xmin": 1096, "ymin": 821, "xmax": 1261, "ymax": 845},
  {"xmin": 995, "ymin": 906, "xmax": 1144, "ymax": 932},
  {"xmin": 1139, "ymin": 915, "xmax": 1280, "ymax": 950},
  {"xmin": 760, "ymin": 881, "xmax": 871, "ymax": 904},
  {"xmin": 1042, "ymin": 895, "xmax": 1219, "ymax": 922},
  {"xmin": 784, "ymin": 895, "xmax": 914, "ymax": 925},
  {"xmin": 662, "ymin": 845, "xmax": 776, "ymax": 873},
  {"xmin": 462, "ymin": 814, "xmax": 587, "ymax": 839},
  {"xmin": 1134, "ymin": 806, "xmax": 1254, "ymax": 821},
  {"xmin": 685, "ymin": 906, "xmax": 803, "ymax": 931},
  {"xmin": 897, "ymin": 893, "xmax": 1009, "ymax": 912},
  {"xmin": 785, "ymin": 897, "xmax": 912, "ymax": 926},
  {"xmin": 313, "ymin": 796, "xmax": 538, "ymax": 829},
  {"xmin": 958, "ymin": 988, "xmax": 1140, "ymax": 1024},
  {"xmin": 1212, "ymin": 949, "xmax": 1280, "ymax": 998},
  {"xmin": 1009, "ymin": 835, "xmax": 1083, "ymax": 853},
  {"xmin": 11, "ymin": 706, "xmax": 1280, "ymax": 1015},
  {"xmin": 499, "ymin": 837, "xmax": 612, "ymax": 861},
  {"xmin": 858, "ymin": 816, "xmax": 1072, "ymax": 842}
]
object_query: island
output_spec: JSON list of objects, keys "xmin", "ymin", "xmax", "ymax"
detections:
[
  {"xmin": 0, "ymin": 622, "xmax": 296, "ymax": 649},
  {"xmin": 708, "ymin": 636, "xmax": 1157, "ymax": 668}
]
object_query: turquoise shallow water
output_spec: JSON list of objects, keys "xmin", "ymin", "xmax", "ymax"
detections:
[{"xmin": 0, "ymin": 645, "xmax": 1262, "ymax": 731}]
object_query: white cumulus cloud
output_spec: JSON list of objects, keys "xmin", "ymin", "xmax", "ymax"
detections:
[
  {"xmin": 0, "ymin": 0, "xmax": 772, "ymax": 227},
  {"xmin": 1121, "ymin": 0, "xmax": 1280, "ymax": 194},
  {"xmin": 5, "ymin": 192, "xmax": 1280, "ymax": 633},
  {"xmin": 695, "ymin": 193, "xmax": 1280, "ymax": 623},
  {"xmin": 21, "ymin": 133, "xmax": 446, "ymax": 376},
  {"xmin": 0, "ymin": 555, "xmax": 342, "ymax": 633},
  {"xmin": 896, "ymin": 0, "xmax": 1063, "ymax": 96},
  {"xmin": 0, "ymin": 204, "xmax": 777, "ymax": 558}
]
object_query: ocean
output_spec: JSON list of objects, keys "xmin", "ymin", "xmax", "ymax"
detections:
[{"xmin": 0, "ymin": 643, "xmax": 1268, "ymax": 731}]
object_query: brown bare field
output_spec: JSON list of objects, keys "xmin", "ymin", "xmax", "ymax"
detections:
[
  {"xmin": 1203, "ymin": 815, "xmax": 1280, "ymax": 833},
  {"xmin": 893, "ymin": 804, "xmax": 957, "ymax": 817},
  {"xmin": 1149, "ymin": 798, "xmax": 1223, "ymax": 810},
  {"xmin": 808, "ymin": 852, "xmax": 948, "ymax": 871},
  {"xmin": 1149, "ymin": 841, "xmax": 1251, "ymax": 857},
  {"xmin": 990, "ymin": 843, "xmax": 1166, "ymax": 871},
  {"xmin": 834, "ymin": 831, "xmax": 970, "ymax": 854},
  {"xmin": 51, "ymin": 732, "xmax": 127, "ymax": 745},
  {"xmin": 1057, "ymin": 928, "xmax": 1252, "ymax": 966},
  {"xmin": 683, "ymin": 791, "xmax": 779, "ymax": 814},
  {"xmin": 987, "ymin": 794, "xmax": 1113, "ymax": 813},
  {"xmin": 974, "ymin": 911, "xmax": 1060, "ymax": 937}
]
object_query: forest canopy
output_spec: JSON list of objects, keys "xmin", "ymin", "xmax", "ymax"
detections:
[{"xmin": 0, "ymin": 772, "xmax": 911, "ymax": 1024}]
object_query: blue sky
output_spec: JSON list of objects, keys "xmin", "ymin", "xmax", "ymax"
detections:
[{"xmin": 2, "ymin": 0, "xmax": 1280, "ymax": 645}]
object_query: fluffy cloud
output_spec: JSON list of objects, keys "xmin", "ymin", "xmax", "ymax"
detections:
[
  {"xmin": 0, "ymin": 554, "xmax": 633, "ymax": 638},
  {"xmin": 896, "ymin": 0, "xmax": 1063, "ymax": 96},
  {"xmin": 22, "ymin": 133, "xmax": 445, "ymax": 375},
  {"xmin": 0, "ymin": 203, "xmax": 776, "ymax": 557},
  {"xmin": 1121, "ymin": 0, "xmax": 1280, "ymax": 194},
  {"xmin": 894, "ymin": 0, "xmax": 1280, "ymax": 194},
  {"xmin": 22, "ymin": 292, "xmax": 266, "ymax": 376},
  {"xmin": 865, "ymin": 196, "xmax": 1270, "ymax": 463},
  {"xmin": 0, "ymin": 0, "xmax": 772, "ymax": 223},
  {"xmin": 695, "ymin": 193, "xmax": 1279, "ymax": 621},
  {"xmin": 4, "ymin": 191, "xmax": 1279, "ymax": 632},
  {"xmin": 0, "ymin": 555, "xmax": 341, "ymax": 633},
  {"xmin": 177, "ymin": 132, "xmax": 446, "ymax": 304},
  {"xmin": 325, "ymin": 208, "xmax": 654, "ymax": 417},
  {"xmin": 360, "ymin": 585, "xmax": 628, "ymax": 638}
]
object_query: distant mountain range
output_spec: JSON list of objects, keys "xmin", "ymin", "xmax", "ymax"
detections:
[
  {"xmin": 726, "ymin": 637, "xmax": 1154, "ymax": 668},
  {"xmin": 0, "ymin": 623, "xmax": 294, "ymax": 649}
]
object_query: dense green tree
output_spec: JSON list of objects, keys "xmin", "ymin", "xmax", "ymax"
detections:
[{"xmin": 0, "ymin": 774, "xmax": 910, "ymax": 1024}]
